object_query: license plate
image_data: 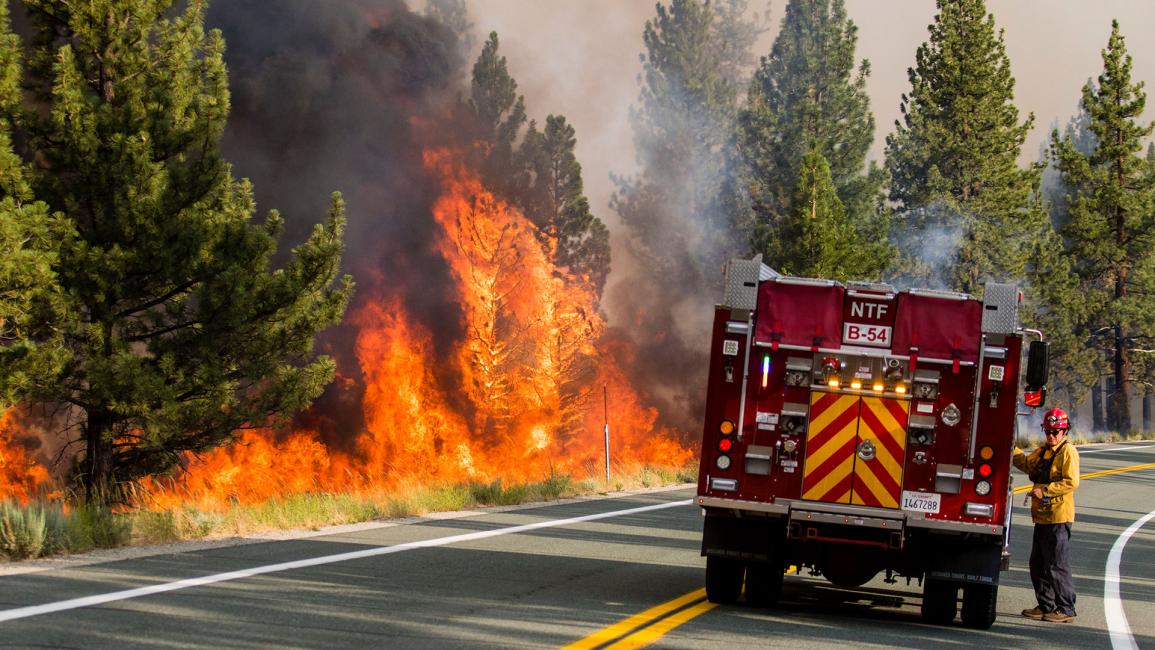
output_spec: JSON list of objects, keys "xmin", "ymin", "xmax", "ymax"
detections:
[
  {"xmin": 842, "ymin": 323, "xmax": 892, "ymax": 348},
  {"xmin": 901, "ymin": 490, "xmax": 941, "ymax": 514}
]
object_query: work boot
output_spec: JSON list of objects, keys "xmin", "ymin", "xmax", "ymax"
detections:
[
  {"xmin": 1021, "ymin": 607, "xmax": 1044, "ymax": 620},
  {"xmin": 1042, "ymin": 611, "xmax": 1075, "ymax": 623}
]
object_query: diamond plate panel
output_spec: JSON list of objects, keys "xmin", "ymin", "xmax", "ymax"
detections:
[
  {"xmin": 981, "ymin": 283, "xmax": 1019, "ymax": 334},
  {"xmin": 723, "ymin": 257, "xmax": 762, "ymax": 310}
]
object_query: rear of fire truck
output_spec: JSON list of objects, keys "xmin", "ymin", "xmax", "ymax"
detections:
[{"xmin": 695, "ymin": 256, "xmax": 1049, "ymax": 629}]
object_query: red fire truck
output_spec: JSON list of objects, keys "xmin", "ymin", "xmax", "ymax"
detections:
[{"xmin": 696, "ymin": 256, "xmax": 1049, "ymax": 629}]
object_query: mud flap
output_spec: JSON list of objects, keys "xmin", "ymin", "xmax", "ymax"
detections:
[
  {"xmin": 701, "ymin": 511, "xmax": 786, "ymax": 562},
  {"xmin": 926, "ymin": 536, "xmax": 1003, "ymax": 585}
]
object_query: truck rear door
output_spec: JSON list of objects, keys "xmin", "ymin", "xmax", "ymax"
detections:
[{"xmin": 801, "ymin": 391, "xmax": 910, "ymax": 508}]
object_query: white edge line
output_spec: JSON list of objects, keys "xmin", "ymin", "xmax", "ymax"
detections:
[
  {"xmin": 1080, "ymin": 444, "xmax": 1155, "ymax": 455},
  {"xmin": 0, "ymin": 498, "xmax": 693, "ymax": 624},
  {"xmin": 1105, "ymin": 507, "xmax": 1155, "ymax": 650}
]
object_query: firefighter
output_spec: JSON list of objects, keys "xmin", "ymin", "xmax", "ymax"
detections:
[{"xmin": 1012, "ymin": 407, "xmax": 1080, "ymax": 623}]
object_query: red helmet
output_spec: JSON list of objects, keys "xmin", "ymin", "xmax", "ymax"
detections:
[{"xmin": 1041, "ymin": 407, "xmax": 1070, "ymax": 433}]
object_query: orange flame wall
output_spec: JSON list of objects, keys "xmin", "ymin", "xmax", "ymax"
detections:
[{"xmin": 2, "ymin": 149, "xmax": 693, "ymax": 509}]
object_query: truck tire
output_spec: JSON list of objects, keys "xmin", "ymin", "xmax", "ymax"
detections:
[
  {"xmin": 705, "ymin": 556, "xmax": 744, "ymax": 605},
  {"xmin": 921, "ymin": 579, "xmax": 958, "ymax": 625},
  {"xmin": 961, "ymin": 584, "xmax": 998, "ymax": 629},
  {"xmin": 744, "ymin": 562, "xmax": 784, "ymax": 607}
]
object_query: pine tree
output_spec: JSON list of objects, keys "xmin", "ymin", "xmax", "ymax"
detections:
[
  {"xmin": 0, "ymin": 2, "xmax": 68, "ymax": 408},
  {"xmin": 612, "ymin": 0, "xmax": 761, "ymax": 427},
  {"xmin": 616, "ymin": 0, "xmax": 741, "ymax": 267},
  {"xmin": 17, "ymin": 1, "xmax": 352, "ymax": 500},
  {"xmin": 1051, "ymin": 21, "xmax": 1155, "ymax": 434},
  {"xmin": 885, "ymin": 0, "xmax": 1044, "ymax": 293},
  {"xmin": 468, "ymin": 32, "xmax": 526, "ymax": 199},
  {"xmin": 1032, "ymin": 95, "xmax": 1100, "ymax": 422},
  {"xmin": 460, "ymin": 37, "xmax": 610, "ymax": 446},
  {"xmin": 465, "ymin": 33, "xmax": 611, "ymax": 300},
  {"xmin": 1024, "ymin": 226, "xmax": 1097, "ymax": 420},
  {"xmin": 517, "ymin": 115, "xmax": 611, "ymax": 295},
  {"xmin": 770, "ymin": 148, "xmax": 878, "ymax": 281},
  {"xmin": 732, "ymin": 0, "xmax": 889, "ymax": 277},
  {"xmin": 712, "ymin": 0, "xmax": 772, "ymax": 90}
]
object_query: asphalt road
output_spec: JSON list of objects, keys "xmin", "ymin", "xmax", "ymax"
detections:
[{"xmin": 0, "ymin": 443, "xmax": 1153, "ymax": 649}]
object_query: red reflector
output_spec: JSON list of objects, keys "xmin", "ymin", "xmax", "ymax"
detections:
[
  {"xmin": 718, "ymin": 438, "xmax": 733, "ymax": 452},
  {"xmin": 978, "ymin": 463, "xmax": 993, "ymax": 478}
]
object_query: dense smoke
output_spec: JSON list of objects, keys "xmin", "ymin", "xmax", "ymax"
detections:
[{"xmin": 208, "ymin": 0, "xmax": 473, "ymax": 450}]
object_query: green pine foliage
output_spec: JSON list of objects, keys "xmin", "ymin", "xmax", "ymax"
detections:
[
  {"xmin": 468, "ymin": 31, "xmax": 527, "ymax": 199},
  {"xmin": 12, "ymin": 1, "xmax": 352, "ymax": 501},
  {"xmin": 466, "ymin": 32, "xmax": 611, "ymax": 299},
  {"xmin": 885, "ymin": 0, "xmax": 1044, "ymax": 294},
  {"xmin": 517, "ymin": 115, "xmax": 611, "ymax": 295},
  {"xmin": 710, "ymin": 0, "xmax": 772, "ymax": 90},
  {"xmin": 1050, "ymin": 21, "xmax": 1155, "ymax": 433},
  {"xmin": 615, "ymin": 0, "xmax": 747, "ymax": 277},
  {"xmin": 609, "ymin": 0, "xmax": 765, "ymax": 428},
  {"xmin": 731, "ymin": 0, "xmax": 890, "ymax": 278},
  {"xmin": 769, "ymin": 148, "xmax": 877, "ymax": 281},
  {"xmin": 0, "ymin": 2, "xmax": 69, "ymax": 408},
  {"xmin": 1024, "ymin": 225, "xmax": 1097, "ymax": 412}
]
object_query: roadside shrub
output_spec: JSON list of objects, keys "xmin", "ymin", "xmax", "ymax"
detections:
[
  {"xmin": 0, "ymin": 500, "xmax": 47, "ymax": 560},
  {"xmin": 469, "ymin": 479, "xmax": 505, "ymax": 505},
  {"xmin": 40, "ymin": 503, "xmax": 73, "ymax": 556},
  {"xmin": 132, "ymin": 509, "xmax": 181, "ymax": 546},
  {"xmin": 75, "ymin": 503, "xmax": 131, "ymax": 549}
]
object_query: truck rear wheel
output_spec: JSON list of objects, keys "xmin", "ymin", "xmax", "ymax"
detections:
[
  {"xmin": 921, "ymin": 579, "xmax": 958, "ymax": 625},
  {"xmin": 743, "ymin": 562, "xmax": 784, "ymax": 607},
  {"xmin": 705, "ymin": 557, "xmax": 744, "ymax": 604},
  {"xmin": 960, "ymin": 584, "xmax": 998, "ymax": 629}
]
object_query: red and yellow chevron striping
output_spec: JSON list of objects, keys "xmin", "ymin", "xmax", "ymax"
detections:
[
  {"xmin": 851, "ymin": 397, "xmax": 909, "ymax": 508},
  {"xmin": 801, "ymin": 392, "xmax": 910, "ymax": 508},
  {"xmin": 802, "ymin": 392, "xmax": 860, "ymax": 504}
]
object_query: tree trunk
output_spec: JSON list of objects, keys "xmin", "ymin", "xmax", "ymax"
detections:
[
  {"xmin": 83, "ymin": 408, "xmax": 115, "ymax": 504},
  {"xmin": 1143, "ymin": 392, "xmax": 1151, "ymax": 432},
  {"xmin": 1111, "ymin": 321, "xmax": 1133, "ymax": 433},
  {"xmin": 1092, "ymin": 381, "xmax": 1106, "ymax": 432}
]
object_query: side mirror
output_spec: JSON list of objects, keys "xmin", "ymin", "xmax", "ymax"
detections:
[{"xmin": 1024, "ymin": 340, "xmax": 1049, "ymax": 408}]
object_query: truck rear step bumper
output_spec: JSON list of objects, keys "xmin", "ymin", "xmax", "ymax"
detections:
[{"xmin": 697, "ymin": 495, "xmax": 1003, "ymax": 538}]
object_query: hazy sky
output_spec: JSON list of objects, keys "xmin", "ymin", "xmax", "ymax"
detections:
[{"xmin": 465, "ymin": 1, "xmax": 1155, "ymax": 227}]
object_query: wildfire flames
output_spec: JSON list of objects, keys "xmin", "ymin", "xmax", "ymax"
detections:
[
  {"xmin": 0, "ymin": 148, "xmax": 692, "ymax": 509},
  {"xmin": 0, "ymin": 410, "xmax": 52, "ymax": 504}
]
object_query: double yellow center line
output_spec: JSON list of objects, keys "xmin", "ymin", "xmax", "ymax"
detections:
[
  {"xmin": 1012, "ymin": 461, "xmax": 1155, "ymax": 493},
  {"xmin": 566, "ymin": 460, "xmax": 1155, "ymax": 649},
  {"xmin": 560, "ymin": 587, "xmax": 716, "ymax": 650}
]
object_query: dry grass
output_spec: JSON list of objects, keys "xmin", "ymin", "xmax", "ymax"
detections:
[{"xmin": 2, "ymin": 463, "xmax": 698, "ymax": 561}]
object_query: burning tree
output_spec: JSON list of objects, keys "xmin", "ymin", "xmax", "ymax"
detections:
[
  {"xmin": 0, "ymin": 2, "xmax": 691, "ymax": 510},
  {"xmin": 8, "ymin": 0, "xmax": 351, "ymax": 502}
]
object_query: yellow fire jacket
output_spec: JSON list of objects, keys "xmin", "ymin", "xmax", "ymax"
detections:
[{"xmin": 1012, "ymin": 442, "xmax": 1080, "ymax": 524}]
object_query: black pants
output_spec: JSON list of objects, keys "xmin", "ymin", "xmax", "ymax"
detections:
[{"xmin": 1030, "ymin": 522, "xmax": 1076, "ymax": 616}]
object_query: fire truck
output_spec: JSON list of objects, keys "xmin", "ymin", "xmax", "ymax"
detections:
[{"xmin": 696, "ymin": 256, "xmax": 1049, "ymax": 629}]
